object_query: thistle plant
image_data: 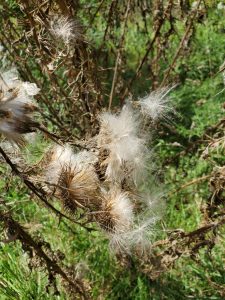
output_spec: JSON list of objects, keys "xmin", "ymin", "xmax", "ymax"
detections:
[
  {"xmin": 0, "ymin": 66, "xmax": 172, "ymax": 255},
  {"xmin": 1, "ymin": 1, "xmax": 224, "ymax": 298}
]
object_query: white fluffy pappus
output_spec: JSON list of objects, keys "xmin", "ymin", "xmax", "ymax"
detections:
[
  {"xmin": 142, "ymin": 190, "xmax": 166, "ymax": 218},
  {"xmin": 44, "ymin": 145, "xmax": 71, "ymax": 186},
  {"xmin": 0, "ymin": 68, "xmax": 19, "ymax": 91},
  {"xmin": 21, "ymin": 82, "xmax": 40, "ymax": 96},
  {"xmin": 0, "ymin": 69, "xmax": 40, "ymax": 97},
  {"xmin": 98, "ymin": 104, "xmax": 147, "ymax": 183},
  {"xmin": 44, "ymin": 144, "xmax": 98, "ymax": 186},
  {"xmin": 49, "ymin": 16, "xmax": 82, "ymax": 45},
  {"xmin": 99, "ymin": 188, "xmax": 134, "ymax": 233},
  {"xmin": 109, "ymin": 213, "xmax": 159, "ymax": 254},
  {"xmin": 108, "ymin": 189, "xmax": 163, "ymax": 253},
  {"xmin": 45, "ymin": 145, "xmax": 74, "ymax": 182},
  {"xmin": 139, "ymin": 86, "xmax": 174, "ymax": 121}
]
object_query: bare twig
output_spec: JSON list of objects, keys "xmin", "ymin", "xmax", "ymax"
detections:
[
  {"xmin": 160, "ymin": 0, "xmax": 202, "ymax": 87},
  {"xmin": 108, "ymin": 0, "xmax": 131, "ymax": 110}
]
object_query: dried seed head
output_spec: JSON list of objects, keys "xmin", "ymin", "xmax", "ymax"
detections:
[
  {"xmin": 49, "ymin": 16, "xmax": 83, "ymax": 45},
  {"xmin": 0, "ymin": 69, "xmax": 39, "ymax": 146},
  {"xmin": 44, "ymin": 145, "xmax": 100, "ymax": 214},
  {"xmin": 106, "ymin": 190, "xmax": 163, "ymax": 254},
  {"xmin": 97, "ymin": 189, "xmax": 134, "ymax": 233},
  {"xmin": 58, "ymin": 164, "xmax": 100, "ymax": 214}
]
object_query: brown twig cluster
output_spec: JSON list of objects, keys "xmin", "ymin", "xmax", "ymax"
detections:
[{"xmin": 0, "ymin": 0, "xmax": 206, "ymax": 134}]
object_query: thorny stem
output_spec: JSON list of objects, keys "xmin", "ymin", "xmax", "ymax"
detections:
[
  {"xmin": 152, "ymin": 216, "xmax": 225, "ymax": 248},
  {"xmin": 184, "ymin": 217, "xmax": 225, "ymax": 238}
]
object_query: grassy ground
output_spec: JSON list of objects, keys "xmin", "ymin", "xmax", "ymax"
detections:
[{"xmin": 0, "ymin": 4, "xmax": 225, "ymax": 300}]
